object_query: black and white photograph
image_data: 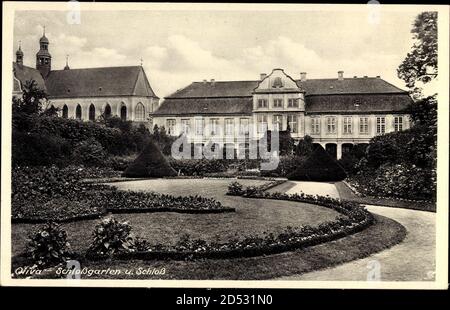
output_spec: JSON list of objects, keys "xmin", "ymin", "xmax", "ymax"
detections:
[{"xmin": 1, "ymin": 2, "xmax": 448, "ymax": 290}]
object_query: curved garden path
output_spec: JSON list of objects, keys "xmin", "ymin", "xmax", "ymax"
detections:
[{"xmin": 271, "ymin": 181, "xmax": 436, "ymax": 281}]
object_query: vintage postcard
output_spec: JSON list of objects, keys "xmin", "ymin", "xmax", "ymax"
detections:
[{"xmin": 1, "ymin": 2, "xmax": 448, "ymax": 290}]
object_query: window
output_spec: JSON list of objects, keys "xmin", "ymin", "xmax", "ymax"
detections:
[
  {"xmin": 343, "ymin": 117, "xmax": 352, "ymax": 134},
  {"xmin": 181, "ymin": 119, "xmax": 190, "ymax": 134},
  {"xmin": 166, "ymin": 119, "xmax": 176, "ymax": 135},
  {"xmin": 311, "ymin": 117, "xmax": 320, "ymax": 134},
  {"xmin": 376, "ymin": 117, "xmax": 386, "ymax": 134},
  {"xmin": 394, "ymin": 116, "xmax": 403, "ymax": 132},
  {"xmin": 288, "ymin": 98, "xmax": 299, "ymax": 108},
  {"xmin": 135, "ymin": 102, "xmax": 145, "ymax": 121},
  {"xmin": 225, "ymin": 118, "xmax": 234, "ymax": 135},
  {"xmin": 257, "ymin": 99, "xmax": 268, "ymax": 108},
  {"xmin": 210, "ymin": 118, "xmax": 219, "ymax": 135},
  {"xmin": 89, "ymin": 104, "xmax": 95, "ymax": 121},
  {"xmin": 104, "ymin": 104, "xmax": 112, "ymax": 119},
  {"xmin": 287, "ymin": 115, "xmax": 298, "ymax": 133},
  {"xmin": 273, "ymin": 115, "xmax": 282, "ymax": 131},
  {"xmin": 76, "ymin": 104, "xmax": 82, "ymax": 120},
  {"xmin": 120, "ymin": 105, "xmax": 127, "ymax": 121},
  {"xmin": 195, "ymin": 118, "xmax": 205, "ymax": 135},
  {"xmin": 359, "ymin": 117, "xmax": 369, "ymax": 134},
  {"xmin": 257, "ymin": 114, "xmax": 268, "ymax": 133},
  {"xmin": 327, "ymin": 117, "xmax": 336, "ymax": 134},
  {"xmin": 62, "ymin": 105, "xmax": 68, "ymax": 119},
  {"xmin": 239, "ymin": 118, "xmax": 249, "ymax": 135},
  {"xmin": 273, "ymin": 98, "xmax": 283, "ymax": 108}
]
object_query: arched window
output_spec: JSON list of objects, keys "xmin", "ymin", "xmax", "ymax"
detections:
[
  {"xmin": 135, "ymin": 102, "xmax": 145, "ymax": 121},
  {"xmin": 89, "ymin": 104, "xmax": 96, "ymax": 121},
  {"xmin": 104, "ymin": 104, "xmax": 111, "ymax": 119},
  {"xmin": 62, "ymin": 105, "xmax": 68, "ymax": 118},
  {"xmin": 120, "ymin": 105, "xmax": 127, "ymax": 121},
  {"xmin": 76, "ymin": 104, "xmax": 82, "ymax": 120}
]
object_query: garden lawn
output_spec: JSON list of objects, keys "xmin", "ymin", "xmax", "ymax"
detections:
[
  {"xmin": 17, "ymin": 214, "xmax": 405, "ymax": 280},
  {"xmin": 12, "ymin": 178, "xmax": 340, "ymax": 257}
]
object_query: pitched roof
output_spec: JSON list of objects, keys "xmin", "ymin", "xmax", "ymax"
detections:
[
  {"xmin": 306, "ymin": 93, "xmax": 412, "ymax": 113},
  {"xmin": 156, "ymin": 76, "xmax": 411, "ymax": 115},
  {"xmin": 13, "ymin": 62, "xmax": 47, "ymax": 92},
  {"xmin": 168, "ymin": 80, "xmax": 258, "ymax": 98},
  {"xmin": 153, "ymin": 97, "xmax": 253, "ymax": 116},
  {"xmin": 45, "ymin": 66, "xmax": 158, "ymax": 99},
  {"xmin": 166, "ymin": 77, "xmax": 407, "ymax": 99}
]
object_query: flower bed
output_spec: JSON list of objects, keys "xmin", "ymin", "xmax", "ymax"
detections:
[
  {"xmin": 226, "ymin": 180, "xmax": 286, "ymax": 196},
  {"xmin": 87, "ymin": 185, "xmax": 374, "ymax": 261},
  {"xmin": 12, "ymin": 166, "xmax": 235, "ymax": 223}
]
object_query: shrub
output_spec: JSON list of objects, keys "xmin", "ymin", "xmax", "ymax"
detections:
[
  {"xmin": 351, "ymin": 163, "xmax": 436, "ymax": 201},
  {"xmin": 123, "ymin": 140, "xmax": 177, "ymax": 178},
  {"xmin": 227, "ymin": 181, "xmax": 244, "ymax": 196},
  {"xmin": 27, "ymin": 222, "xmax": 72, "ymax": 267},
  {"xmin": 12, "ymin": 130, "xmax": 71, "ymax": 167},
  {"xmin": 169, "ymin": 158, "xmax": 229, "ymax": 176},
  {"xmin": 72, "ymin": 138, "xmax": 106, "ymax": 166},
  {"xmin": 288, "ymin": 146, "xmax": 347, "ymax": 181},
  {"xmin": 260, "ymin": 155, "xmax": 305, "ymax": 177},
  {"xmin": 295, "ymin": 135, "xmax": 314, "ymax": 157},
  {"xmin": 87, "ymin": 217, "xmax": 135, "ymax": 257}
]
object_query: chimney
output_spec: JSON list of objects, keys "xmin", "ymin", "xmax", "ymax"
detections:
[
  {"xmin": 210, "ymin": 78, "xmax": 215, "ymax": 85},
  {"xmin": 203, "ymin": 79, "xmax": 208, "ymax": 84},
  {"xmin": 338, "ymin": 70, "xmax": 344, "ymax": 81},
  {"xmin": 376, "ymin": 75, "xmax": 380, "ymax": 78},
  {"xmin": 260, "ymin": 73, "xmax": 267, "ymax": 80},
  {"xmin": 300, "ymin": 72, "xmax": 307, "ymax": 82}
]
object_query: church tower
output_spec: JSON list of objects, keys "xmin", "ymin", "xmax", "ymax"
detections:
[
  {"xmin": 36, "ymin": 27, "xmax": 51, "ymax": 78},
  {"xmin": 16, "ymin": 42, "xmax": 23, "ymax": 65}
]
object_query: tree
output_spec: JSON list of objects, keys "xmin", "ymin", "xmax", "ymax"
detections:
[
  {"xmin": 397, "ymin": 12, "xmax": 437, "ymax": 95},
  {"xmin": 150, "ymin": 125, "xmax": 177, "ymax": 156},
  {"xmin": 295, "ymin": 135, "xmax": 314, "ymax": 157}
]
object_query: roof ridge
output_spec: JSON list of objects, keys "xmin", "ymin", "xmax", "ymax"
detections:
[{"xmin": 49, "ymin": 65, "xmax": 142, "ymax": 72}]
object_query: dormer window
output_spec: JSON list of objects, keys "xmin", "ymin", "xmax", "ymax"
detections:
[{"xmin": 272, "ymin": 77, "xmax": 283, "ymax": 88}]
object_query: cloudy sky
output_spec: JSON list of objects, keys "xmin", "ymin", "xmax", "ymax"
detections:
[{"xmin": 13, "ymin": 7, "xmax": 429, "ymax": 97}]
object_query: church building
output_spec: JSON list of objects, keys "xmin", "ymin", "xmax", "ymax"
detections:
[{"xmin": 13, "ymin": 29, "xmax": 159, "ymax": 126}]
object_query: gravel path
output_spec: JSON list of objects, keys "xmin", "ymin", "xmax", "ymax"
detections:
[
  {"xmin": 277, "ymin": 205, "xmax": 436, "ymax": 281},
  {"xmin": 270, "ymin": 181, "xmax": 340, "ymax": 199}
]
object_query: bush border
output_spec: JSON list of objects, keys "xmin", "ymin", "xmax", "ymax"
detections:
[{"xmin": 87, "ymin": 186, "xmax": 374, "ymax": 261}]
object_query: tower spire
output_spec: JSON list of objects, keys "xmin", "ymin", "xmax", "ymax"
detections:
[
  {"xmin": 16, "ymin": 40, "xmax": 24, "ymax": 65},
  {"xmin": 140, "ymin": 57, "xmax": 143, "ymax": 66},
  {"xmin": 36, "ymin": 26, "xmax": 51, "ymax": 77},
  {"xmin": 64, "ymin": 54, "xmax": 70, "ymax": 70}
]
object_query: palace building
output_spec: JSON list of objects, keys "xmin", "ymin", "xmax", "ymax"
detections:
[
  {"xmin": 12, "ymin": 30, "xmax": 159, "ymax": 124},
  {"xmin": 152, "ymin": 69, "xmax": 413, "ymax": 159}
]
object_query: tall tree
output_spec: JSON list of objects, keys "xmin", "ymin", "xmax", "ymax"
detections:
[{"xmin": 397, "ymin": 12, "xmax": 437, "ymax": 96}]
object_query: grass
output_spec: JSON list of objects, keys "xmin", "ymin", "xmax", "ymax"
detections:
[
  {"xmin": 12, "ymin": 179, "xmax": 339, "ymax": 257},
  {"xmin": 335, "ymin": 182, "xmax": 436, "ymax": 212},
  {"xmin": 15, "ymin": 214, "xmax": 405, "ymax": 280},
  {"xmin": 11, "ymin": 178, "xmax": 407, "ymax": 280}
]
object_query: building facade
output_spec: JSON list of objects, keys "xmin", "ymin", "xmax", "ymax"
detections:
[
  {"xmin": 152, "ymin": 68, "xmax": 413, "ymax": 159},
  {"xmin": 13, "ymin": 30, "xmax": 159, "ymax": 126}
]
